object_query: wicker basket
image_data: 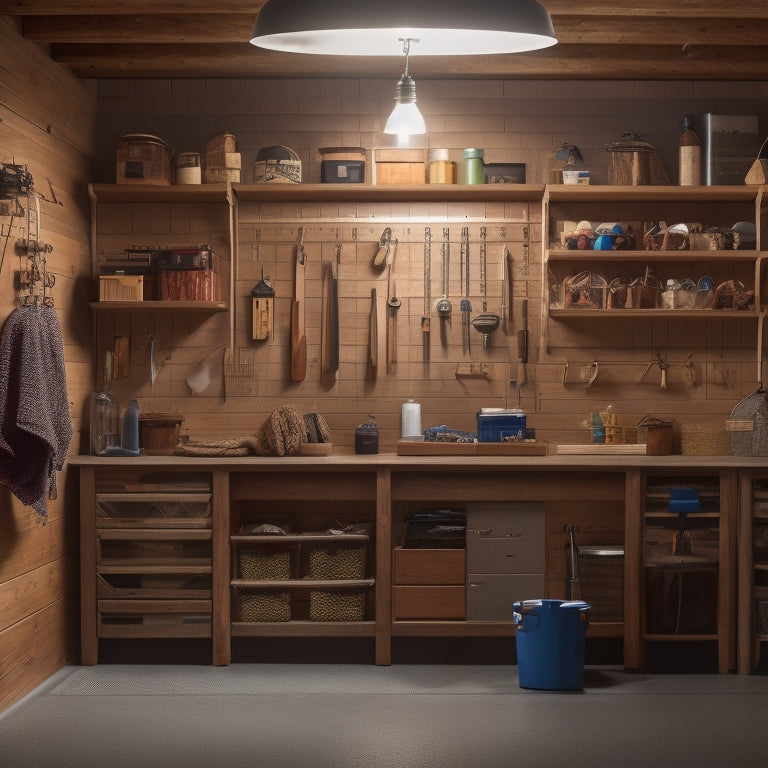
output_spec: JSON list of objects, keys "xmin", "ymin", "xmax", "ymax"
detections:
[
  {"xmin": 239, "ymin": 590, "xmax": 290, "ymax": 622},
  {"xmin": 239, "ymin": 549, "xmax": 292, "ymax": 580},
  {"xmin": 680, "ymin": 422, "xmax": 729, "ymax": 456},
  {"xmin": 757, "ymin": 601, "xmax": 768, "ymax": 635},
  {"xmin": 309, "ymin": 588, "xmax": 366, "ymax": 622},
  {"xmin": 306, "ymin": 545, "xmax": 366, "ymax": 580}
]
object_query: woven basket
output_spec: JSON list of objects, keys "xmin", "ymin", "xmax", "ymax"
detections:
[
  {"xmin": 680, "ymin": 422, "xmax": 729, "ymax": 456},
  {"xmin": 239, "ymin": 549, "xmax": 292, "ymax": 580},
  {"xmin": 239, "ymin": 590, "xmax": 290, "ymax": 622},
  {"xmin": 309, "ymin": 588, "xmax": 366, "ymax": 622},
  {"xmin": 757, "ymin": 601, "xmax": 768, "ymax": 635},
  {"xmin": 306, "ymin": 545, "xmax": 366, "ymax": 580}
]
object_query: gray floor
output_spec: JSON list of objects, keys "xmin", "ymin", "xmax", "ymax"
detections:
[{"xmin": 2, "ymin": 664, "xmax": 768, "ymax": 768}]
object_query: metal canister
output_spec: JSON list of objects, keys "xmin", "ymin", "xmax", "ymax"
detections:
[
  {"xmin": 462, "ymin": 148, "xmax": 484, "ymax": 184},
  {"xmin": 355, "ymin": 414, "xmax": 379, "ymax": 454}
]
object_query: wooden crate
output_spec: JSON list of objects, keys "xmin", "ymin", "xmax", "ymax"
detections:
[{"xmin": 374, "ymin": 148, "xmax": 426, "ymax": 185}]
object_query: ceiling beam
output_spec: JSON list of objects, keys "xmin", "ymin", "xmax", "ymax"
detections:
[
  {"xmin": 20, "ymin": 14, "xmax": 768, "ymax": 47},
  {"xmin": 50, "ymin": 42, "xmax": 768, "ymax": 80},
  {"xmin": 2, "ymin": 0, "xmax": 767, "ymax": 17}
]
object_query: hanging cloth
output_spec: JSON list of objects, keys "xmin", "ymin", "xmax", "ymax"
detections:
[{"xmin": 0, "ymin": 304, "xmax": 72, "ymax": 520}]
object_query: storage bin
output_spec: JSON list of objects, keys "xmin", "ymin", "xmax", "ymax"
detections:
[
  {"xmin": 239, "ymin": 590, "xmax": 291, "ymax": 622},
  {"xmin": 309, "ymin": 587, "xmax": 366, "ymax": 621},
  {"xmin": 99, "ymin": 275, "xmax": 144, "ymax": 302},
  {"xmin": 306, "ymin": 544, "xmax": 366, "ymax": 580},
  {"xmin": 320, "ymin": 147, "xmax": 366, "ymax": 183},
  {"xmin": 239, "ymin": 549, "xmax": 292, "ymax": 580}
]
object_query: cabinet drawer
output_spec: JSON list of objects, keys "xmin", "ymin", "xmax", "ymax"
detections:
[
  {"xmin": 466, "ymin": 573, "xmax": 545, "ymax": 621},
  {"xmin": 97, "ymin": 571, "xmax": 212, "ymax": 600},
  {"xmin": 393, "ymin": 586, "xmax": 466, "ymax": 620},
  {"xmin": 97, "ymin": 598, "xmax": 212, "ymax": 638},
  {"xmin": 466, "ymin": 502, "xmax": 544, "ymax": 573},
  {"xmin": 393, "ymin": 547, "xmax": 465, "ymax": 585},
  {"xmin": 96, "ymin": 493, "xmax": 212, "ymax": 529},
  {"xmin": 97, "ymin": 529, "xmax": 212, "ymax": 568}
]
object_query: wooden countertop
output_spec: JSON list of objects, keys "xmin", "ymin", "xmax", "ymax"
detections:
[{"xmin": 66, "ymin": 452, "xmax": 761, "ymax": 471}]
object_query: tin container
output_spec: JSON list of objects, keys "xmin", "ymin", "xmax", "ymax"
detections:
[{"xmin": 116, "ymin": 134, "xmax": 173, "ymax": 185}]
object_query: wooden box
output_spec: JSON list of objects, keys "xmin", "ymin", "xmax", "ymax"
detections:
[
  {"xmin": 99, "ymin": 275, "xmax": 144, "ymax": 302},
  {"xmin": 393, "ymin": 585, "xmax": 466, "ymax": 620},
  {"xmin": 159, "ymin": 268, "xmax": 218, "ymax": 301},
  {"xmin": 374, "ymin": 148, "xmax": 426, "ymax": 185},
  {"xmin": 393, "ymin": 547, "xmax": 465, "ymax": 585}
]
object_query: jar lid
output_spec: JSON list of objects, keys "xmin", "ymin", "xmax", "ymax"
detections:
[
  {"xmin": 430, "ymin": 148, "xmax": 451, "ymax": 162},
  {"xmin": 463, "ymin": 148, "xmax": 484, "ymax": 158}
]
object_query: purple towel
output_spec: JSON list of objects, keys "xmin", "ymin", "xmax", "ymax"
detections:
[{"xmin": 0, "ymin": 305, "xmax": 73, "ymax": 520}]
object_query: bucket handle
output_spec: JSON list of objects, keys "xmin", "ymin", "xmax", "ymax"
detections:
[{"xmin": 513, "ymin": 603, "xmax": 540, "ymax": 632}]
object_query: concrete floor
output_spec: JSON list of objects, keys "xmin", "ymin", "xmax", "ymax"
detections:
[{"xmin": 2, "ymin": 663, "xmax": 768, "ymax": 768}]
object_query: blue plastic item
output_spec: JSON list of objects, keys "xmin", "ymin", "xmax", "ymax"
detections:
[{"xmin": 513, "ymin": 599, "xmax": 591, "ymax": 690}]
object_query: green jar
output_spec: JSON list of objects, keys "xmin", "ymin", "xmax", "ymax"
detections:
[{"xmin": 462, "ymin": 148, "xmax": 484, "ymax": 185}]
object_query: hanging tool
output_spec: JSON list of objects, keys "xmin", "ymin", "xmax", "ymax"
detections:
[
  {"xmin": 321, "ymin": 244, "xmax": 340, "ymax": 376},
  {"xmin": 251, "ymin": 269, "xmax": 275, "ymax": 341},
  {"xmin": 517, "ymin": 298, "xmax": 529, "ymax": 386},
  {"xmin": 436, "ymin": 226, "xmax": 452, "ymax": 319},
  {"xmin": 501, "ymin": 244, "xmax": 513, "ymax": 335},
  {"xmin": 639, "ymin": 349, "xmax": 669, "ymax": 391},
  {"xmin": 386, "ymin": 238, "xmax": 401, "ymax": 374},
  {"xmin": 472, "ymin": 226, "xmax": 500, "ymax": 348},
  {"xmin": 459, "ymin": 226, "xmax": 472, "ymax": 354},
  {"xmin": 422, "ymin": 227, "xmax": 432, "ymax": 369},
  {"xmin": 373, "ymin": 226, "xmax": 392, "ymax": 268},
  {"xmin": 290, "ymin": 226, "xmax": 307, "ymax": 382},
  {"xmin": 682, "ymin": 353, "xmax": 696, "ymax": 388},
  {"xmin": 368, "ymin": 287, "xmax": 378, "ymax": 375}
]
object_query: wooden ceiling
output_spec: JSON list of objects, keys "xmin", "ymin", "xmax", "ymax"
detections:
[{"xmin": 2, "ymin": 1, "xmax": 768, "ymax": 80}]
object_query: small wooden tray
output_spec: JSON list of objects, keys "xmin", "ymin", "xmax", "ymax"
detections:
[
  {"xmin": 555, "ymin": 444, "xmax": 647, "ymax": 455},
  {"xmin": 396, "ymin": 441, "xmax": 548, "ymax": 456}
]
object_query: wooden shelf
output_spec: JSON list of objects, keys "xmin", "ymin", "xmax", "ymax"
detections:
[
  {"xmin": 545, "ymin": 184, "xmax": 761, "ymax": 203},
  {"xmin": 232, "ymin": 621, "xmax": 376, "ymax": 636},
  {"xmin": 90, "ymin": 300, "xmax": 227, "ymax": 313},
  {"xmin": 89, "ymin": 182, "xmax": 230, "ymax": 203},
  {"xmin": 232, "ymin": 182, "xmax": 545, "ymax": 204},
  {"xmin": 547, "ymin": 248, "xmax": 760, "ymax": 262},
  {"xmin": 231, "ymin": 533, "xmax": 369, "ymax": 544},
  {"xmin": 232, "ymin": 579, "xmax": 375, "ymax": 589}
]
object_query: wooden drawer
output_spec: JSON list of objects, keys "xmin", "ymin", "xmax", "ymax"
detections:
[
  {"xmin": 97, "ymin": 598, "xmax": 212, "ymax": 638},
  {"xmin": 393, "ymin": 586, "xmax": 466, "ymax": 620},
  {"xmin": 392, "ymin": 547, "xmax": 465, "ymax": 585},
  {"xmin": 466, "ymin": 573, "xmax": 545, "ymax": 621},
  {"xmin": 466, "ymin": 502, "xmax": 544, "ymax": 574}
]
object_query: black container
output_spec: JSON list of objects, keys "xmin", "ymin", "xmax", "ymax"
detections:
[
  {"xmin": 321, "ymin": 160, "xmax": 365, "ymax": 183},
  {"xmin": 355, "ymin": 414, "xmax": 379, "ymax": 454}
]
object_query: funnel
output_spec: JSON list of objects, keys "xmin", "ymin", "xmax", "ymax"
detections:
[{"xmin": 472, "ymin": 313, "xmax": 500, "ymax": 347}]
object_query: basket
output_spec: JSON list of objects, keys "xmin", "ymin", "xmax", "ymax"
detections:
[
  {"xmin": 306, "ymin": 545, "xmax": 366, "ymax": 580},
  {"xmin": 309, "ymin": 588, "xmax": 366, "ymax": 622},
  {"xmin": 563, "ymin": 271, "xmax": 607, "ymax": 309},
  {"xmin": 239, "ymin": 590, "xmax": 290, "ymax": 622},
  {"xmin": 728, "ymin": 388, "xmax": 768, "ymax": 456},
  {"xmin": 757, "ymin": 601, "xmax": 768, "ymax": 635},
  {"xmin": 713, "ymin": 280, "xmax": 754, "ymax": 311},
  {"xmin": 680, "ymin": 422, "xmax": 729, "ymax": 456},
  {"xmin": 239, "ymin": 549, "xmax": 292, "ymax": 580}
]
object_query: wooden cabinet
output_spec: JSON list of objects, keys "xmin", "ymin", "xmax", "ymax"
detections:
[
  {"xmin": 738, "ymin": 470, "xmax": 768, "ymax": 673},
  {"xmin": 392, "ymin": 547, "xmax": 466, "ymax": 620},
  {"xmin": 637, "ymin": 469, "xmax": 737, "ymax": 673},
  {"xmin": 80, "ymin": 465, "xmax": 214, "ymax": 663},
  {"xmin": 465, "ymin": 502, "xmax": 545, "ymax": 621},
  {"xmin": 541, "ymin": 185, "xmax": 767, "ymax": 352}
]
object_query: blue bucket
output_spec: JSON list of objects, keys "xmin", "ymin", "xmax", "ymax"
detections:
[{"xmin": 513, "ymin": 599, "xmax": 591, "ymax": 690}]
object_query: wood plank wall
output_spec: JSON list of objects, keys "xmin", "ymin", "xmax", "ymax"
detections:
[{"xmin": 0, "ymin": 17, "xmax": 96, "ymax": 712}]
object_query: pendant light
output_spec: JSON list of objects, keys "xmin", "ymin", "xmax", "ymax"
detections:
[
  {"xmin": 383, "ymin": 39, "xmax": 426, "ymax": 140},
  {"xmin": 250, "ymin": 1, "xmax": 557, "ymax": 57}
]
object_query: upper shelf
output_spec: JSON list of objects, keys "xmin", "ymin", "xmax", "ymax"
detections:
[{"xmin": 88, "ymin": 182, "xmax": 547, "ymax": 205}]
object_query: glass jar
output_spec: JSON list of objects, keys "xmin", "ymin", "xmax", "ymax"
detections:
[
  {"xmin": 429, "ymin": 149, "xmax": 457, "ymax": 184},
  {"xmin": 89, "ymin": 391, "xmax": 120, "ymax": 455}
]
